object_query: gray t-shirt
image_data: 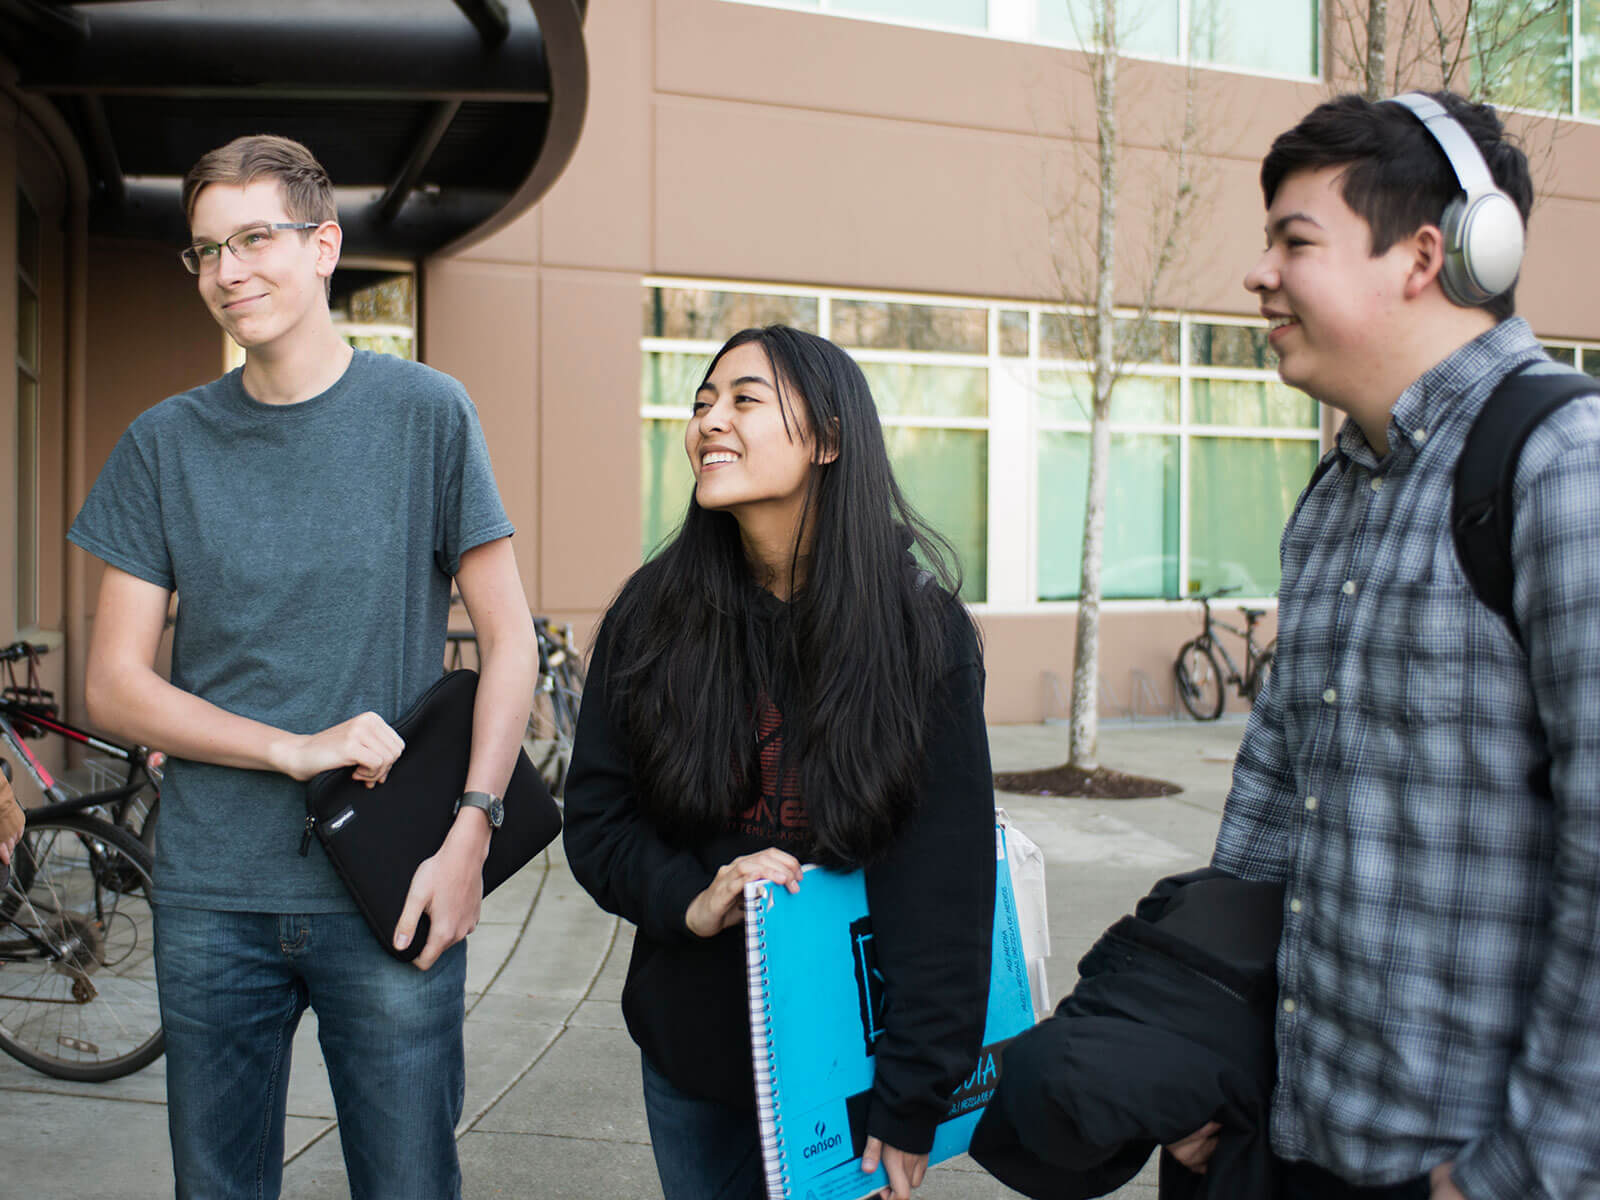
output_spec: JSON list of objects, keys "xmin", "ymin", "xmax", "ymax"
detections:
[{"xmin": 67, "ymin": 350, "xmax": 515, "ymax": 912}]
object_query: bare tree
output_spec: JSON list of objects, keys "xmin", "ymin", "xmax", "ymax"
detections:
[
  {"xmin": 1327, "ymin": 0, "xmax": 1572, "ymax": 106},
  {"xmin": 1045, "ymin": 0, "xmax": 1201, "ymax": 771}
]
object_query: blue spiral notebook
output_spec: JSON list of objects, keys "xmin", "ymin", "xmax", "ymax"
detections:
[{"xmin": 743, "ymin": 825, "xmax": 1036, "ymax": 1200}]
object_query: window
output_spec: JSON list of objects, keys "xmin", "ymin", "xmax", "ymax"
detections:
[
  {"xmin": 1541, "ymin": 337, "xmax": 1600, "ymax": 378},
  {"xmin": 1472, "ymin": 0, "xmax": 1600, "ymax": 117},
  {"xmin": 730, "ymin": 0, "xmax": 987, "ymax": 30},
  {"xmin": 640, "ymin": 285, "xmax": 990, "ymax": 601},
  {"xmin": 724, "ymin": 0, "xmax": 1321, "ymax": 79},
  {"xmin": 16, "ymin": 187, "xmax": 40, "ymax": 630},
  {"xmin": 333, "ymin": 269, "xmax": 417, "ymax": 359},
  {"xmin": 1039, "ymin": 0, "xmax": 1318, "ymax": 74},
  {"xmin": 1035, "ymin": 315, "xmax": 1318, "ymax": 601},
  {"xmin": 641, "ymin": 281, "xmax": 1322, "ymax": 609}
]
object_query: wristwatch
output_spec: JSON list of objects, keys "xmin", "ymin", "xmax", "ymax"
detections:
[{"xmin": 454, "ymin": 790, "xmax": 504, "ymax": 830}]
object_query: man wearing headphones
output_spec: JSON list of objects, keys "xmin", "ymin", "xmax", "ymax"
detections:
[{"xmin": 1186, "ymin": 92, "xmax": 1600, "ymax": 1198}]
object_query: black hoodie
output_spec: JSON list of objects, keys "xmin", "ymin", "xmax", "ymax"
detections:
[{"xmin": 562, "ymin": 589, "xmax": 997, "ymax": 1154}]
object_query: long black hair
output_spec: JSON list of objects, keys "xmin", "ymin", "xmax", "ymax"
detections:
[{"xmin": 602, "ymin": 325, "xmax": 972, "ymax": 866}]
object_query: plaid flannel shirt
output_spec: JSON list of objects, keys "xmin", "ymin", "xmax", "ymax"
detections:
[{"xmin": 1213, "ymin": 318, "xmax": 1600, "ymax": 1199}]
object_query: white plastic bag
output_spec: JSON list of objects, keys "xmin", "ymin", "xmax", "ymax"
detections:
[{"xmin": 997, "ymin": 808, "xmax": 1051, "ymax": 1020}]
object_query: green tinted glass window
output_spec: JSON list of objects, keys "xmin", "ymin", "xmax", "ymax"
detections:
[
  {"xmin": 1190, "ymin": 0, "xmax": 1318, "ymax": 74},
  {"xmin": 1039, "ymin": 313, "xmax": 1178, "ymax": 364},
  {"xmin": 1192, "ymin": 379, "xmax": 1317, "ymax": 428},
  {"xmin": 1037, "ymin": 0, "xmax": 1180, "ymax": 57},
  {"xmin": 1190, "ymin": 322, "xmax": 1274, "ymax": 368},
  {"xmin": 859, "ymin": 362, "xmax": 988, "ymax": 419},
  {"xmin": 1582, "ymin": 0, "xmax": 1600, "ymax": 114},
  {"xmin": 641, "ymin": 417, "xmax": 693, "ymax": 559},
  {"xmin": 644, "ymin": 288, "xmax": 820, "ymax": 340},
  {"xmin": 1473, "ymin": 0, "xmax": 1573, "ymax": 113},
  {"xmin": 346, "ymin": 275, "xmax": 414, "ymax": 323},
  {"xmin": 1546, "ymin": 344, "xmax": 1578, "ymax": 365},
  {"xmin": 999, "ymin": 310, "xmax": 1029, "ymax": 356},
  {"xmin": 1039, "ymin": 371, "xmax": 1178, "ymax": 424},
  {"xmin": 1188, "ymin": 436, "xmax": 1319, "ymax": 597},
  {"xmin": 884, "ymin": 425, "xmax": 987, "ymax": 602},
  {"xmin": 642, "ymin": 351, "xmax": 716, "ymax": 410},
  {"xmin": 1037, "ymin": 432, "xmax": 1179, "ymax": 600},
  {"xmin": 832, "ymin": 299, "xmax": 988, "ymax": 354},
  {"xmin": 840, "ymin": 0, "xmax": 986, "ymax": 26}
]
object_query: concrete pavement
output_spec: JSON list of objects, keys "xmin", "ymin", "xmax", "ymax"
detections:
[{"xmin": 0, "ymin": 717, "xmax": 1247, "ymax": 1199}]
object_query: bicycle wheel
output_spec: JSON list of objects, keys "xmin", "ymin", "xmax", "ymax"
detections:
[
  {"xmin": 109, "ymin": 776, "xmax": 160, "ymax": 854},
  {"xmin": 0, "ymin": 813, "xmax": 164, "ymax": 1081},
  {"xmin": 1246, "ymin": 645, "xmax": 1275, "ymax": 704},
  {"xmin": 526, "ymin": 677, "xmax": 581, "ymax": 797},
  {"xmin": 1174, "ymin": 639, "xmax": 1225, "ymax": 721}
]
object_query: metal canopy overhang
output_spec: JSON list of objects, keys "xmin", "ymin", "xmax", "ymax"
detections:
[{"xmin": 2, "ymin": 0, "xmax": 588, "ymax": 259}]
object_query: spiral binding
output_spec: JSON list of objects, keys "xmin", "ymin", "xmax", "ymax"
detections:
[{"xmin": 745, "ymin": 879, "xmax": 791, "ymax": 1199}]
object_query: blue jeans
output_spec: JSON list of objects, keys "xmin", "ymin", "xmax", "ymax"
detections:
[
  {"xmin": 153, "ymin": 905, "xmax": 466, "ymax": 1200},
  {"xmin": 640, "ymin": 1053, "xmax": 766, "ymax": 1200}
]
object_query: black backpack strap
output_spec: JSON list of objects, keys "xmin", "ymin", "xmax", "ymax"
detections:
[
  {"xmin": 1452, "ymin": 360, "xmax": 1600, "ymax": 643},
  {"xmin": 1291, "ymin": 446, "xmax": 1346, "ymax": 527}
]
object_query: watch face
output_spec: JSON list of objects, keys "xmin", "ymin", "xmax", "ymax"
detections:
[{"xmin": 488, "ymin": 796, "xmax": 505, "ymax": 827}]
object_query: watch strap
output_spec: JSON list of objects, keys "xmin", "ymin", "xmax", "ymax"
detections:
[{"xmin": 455, "ymin": 790, "xmax": 503, "ymax": 827}]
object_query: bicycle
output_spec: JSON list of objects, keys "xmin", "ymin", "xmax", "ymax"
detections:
[
  {"xmin": 1171, "ymin": 587, "xmax": 1276, "ymax": 721},
  {"xmin": 1, "ymin": 641, "xmax": 164, "ymax": 849},
  {"xmin": 527, "ymin": 617, "xmax": 584, "ymax": 798},
  {"xmin": 0, "ymin": 756, "xmax": 165, "ymax": 1081},
  {"xmin": 442, "ymin": 616, "xmax": 584, "ymax": 797}
]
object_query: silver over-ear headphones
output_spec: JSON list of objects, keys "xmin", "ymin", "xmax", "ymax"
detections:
[{"xmin": 1386, "ymin": 92, "xmax": 1525, "ymax": 307}]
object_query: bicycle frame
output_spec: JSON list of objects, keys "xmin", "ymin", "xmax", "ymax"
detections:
[
  {"xmin": 0, "ymin": 698, "xmax": 161, "ymax": 826},
  {"xmin": 1186, "ymin": 591, "xmax": 1274, "ymax": 698}
]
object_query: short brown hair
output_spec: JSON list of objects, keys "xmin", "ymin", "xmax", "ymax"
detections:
[{"xmin": 182, "ymin": 135, "xmax": 338, "ymax": 228}]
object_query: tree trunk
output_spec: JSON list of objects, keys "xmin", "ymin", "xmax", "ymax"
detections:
[
  {"xmin": 1068, "ymin": 0, "xmax": 1118, "ymax": 771},
  {"xmin": 1365, "ymin": 0, "xmax": 1388, "ymax": 99}
]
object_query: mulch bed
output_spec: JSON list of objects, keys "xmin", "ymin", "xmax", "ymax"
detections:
[{"xmin": 993, "ymin": 763, "xmax": 1182, "ymax": 799}]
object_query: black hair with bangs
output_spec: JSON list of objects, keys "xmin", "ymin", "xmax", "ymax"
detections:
[{"xmin": 598, "ymin": 325, "xmax": 971, "ymax": 866}]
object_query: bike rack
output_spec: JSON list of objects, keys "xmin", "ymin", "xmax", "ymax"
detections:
[{"xmin": 1042, "ymin": 668, "xmax": 1178, "ymax": 723}]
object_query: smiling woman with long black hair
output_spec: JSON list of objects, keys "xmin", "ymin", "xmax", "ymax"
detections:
[{"xmin": 562, "ymin": 325, "xmax": 997, "ymax": 1200}]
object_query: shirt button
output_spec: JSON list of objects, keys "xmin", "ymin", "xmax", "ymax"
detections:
[
  {"xmin": 1369, "ymin": 476, "xmax": 1384, "ymax": 492},
  {"xmin": 1322, "ymin": 687, "xmax": 1337, "ymax": 704},
  {"xmin": 1290, "ymin": 898, "xmax": 1303, "ymax": 914},
  {"xmin": 1283, "ymin": 998, "xmax": 1298, "ymax": 1014},
  {"xmin": 1305, "ymin": 796, "xmax": 1319, "ymax": 812},
  {"xmin": 1342, "ymin": 580, "xmax": 1356, "ymax": 596},
  {"xmin": 1413, "ymin": 428, "xmax": 1429, "ymax": 445}
]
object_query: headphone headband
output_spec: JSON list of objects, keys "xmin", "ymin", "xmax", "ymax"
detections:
[
  {"xmin": 1384, "ymin": 91, "xmax": 1524, "ymax": 307},
  {"xmin": 1387, "ymin": 92, "xmax": 1497, "ymax": 197}
]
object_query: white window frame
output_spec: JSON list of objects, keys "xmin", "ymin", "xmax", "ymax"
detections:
[
  {"xmin": 641, "ymin": 278, "xmax": 1325, "ymax": 616},
  {"xmin": 716, "ymin": 0, "xmax": 1322, "ymax": 83}
]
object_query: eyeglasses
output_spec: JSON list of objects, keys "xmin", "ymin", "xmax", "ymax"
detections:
[{"xmin": 180, "ymin": 222, "xmax": 323, "ymax": 275}]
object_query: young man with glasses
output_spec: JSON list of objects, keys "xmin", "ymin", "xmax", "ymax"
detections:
[{"xmin": 66, "ymin": 135, "xmax": 536, "ymax": 1199}]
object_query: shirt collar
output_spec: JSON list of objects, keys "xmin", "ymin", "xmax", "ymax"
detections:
[
  {"xmin": 1391, "ymin": 317, "xmax": 1544, "ymax": 445},
  {"xmin": 1335, "ymin": 317, "xmax": 1545, "ymax": 470}
]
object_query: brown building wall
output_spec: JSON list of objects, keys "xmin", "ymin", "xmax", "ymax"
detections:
[
  {"xmin": 419, "ymin": 0, "xmax": 1600, "ymax": 722},
  {"xmin": 21, "ymin": 4, "xmax": 1600, "ymax": 727}
]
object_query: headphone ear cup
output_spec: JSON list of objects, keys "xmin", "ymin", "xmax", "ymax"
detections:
[
  {"xmin": 1437, "ymin": 195, "xmax": 1476, "ymax": 306},
  {"xmin": 1438, "ymin": 190, "xmax": 1524, "ymax": 307},
  {"xmin": 1458, "ymin": 190, "xmax": 1525, "ymax": 303}
]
